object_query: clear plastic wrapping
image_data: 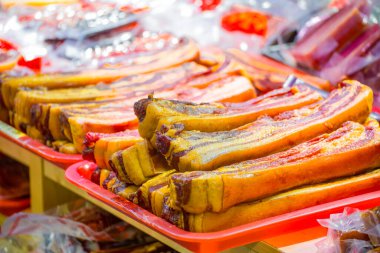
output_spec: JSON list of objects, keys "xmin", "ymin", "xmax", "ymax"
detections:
[
  {"xmin": 261, "ymin": 0, "xmax": 380, "ymax": 110},
  {"xmin": 317, "ymin": 207, "xmax": 380, "ymax": 253},
  {"xmin": 0, "ymin": 200, "xmax": 169, "ymax": 253}
]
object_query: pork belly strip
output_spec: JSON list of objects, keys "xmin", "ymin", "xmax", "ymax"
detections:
[
  {"xmin": 150, "ymin": 186, "xmax": 171, "ymax": 218},
  {"xmin": 18, "ymin": 72, "xmax": 253, "ymax": 153},
  {"xmin": 68, "ymin": 112, "xmax": 139, "ymax": 153},
  {"xmin": 11, "ymin": 48, "xmax": 246, "ymax": 130},
  {"xmin": 81, "ymin": 75, "xmax": 258, "ymax": 159},
  {"xmin": 134, "ymin": 169, "xmax": 176, "ymax": 211},
  {"xmin": 98, "ymin": 169, "xmax": 138, "ymax": 201},
  {"xmin": 82, "ymin": 130, "xmax": 142, "ymax": 170},
  {"xmin": 85, "ymin": 77, "xmax": 273, "ymax": 167},
  {"xmin": 95, "ymin": 165, "xmax": 173, "ymax": 216},
  {"xmin": 12, "ymin": 62, "xmax": 209, "ymax": 132},
  {"xmin": 163, "ymin": 168, "xmax": 380, "ymax": 232},
  {"xmin": 1, "ymin": 37, "xmax": 200, "ymax": 110},
  {"xmin": 67, "ymin": 75, "xmax": 254, "ymax": 153},
  {"xmin": 136, "ymin": 85, "xmax": 322, "ymax": 140},
  {"xmin": 156, "ymin": 80, "xmax": 373, "ymax": 172},
  {"xmin": 169, "ymin": 120, "xmax": 380, "ymax": 213},
  {"xmin": 109, "ymin": 140, "xmax": 169, "ymax": 185}
]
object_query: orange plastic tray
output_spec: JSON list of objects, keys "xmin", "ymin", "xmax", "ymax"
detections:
[
  {"xmin": 0, "ymin": 122, "xmax": 82, "ymax": 165},
  {"xmin": 65, "ymin": 161, "xmax": 380, "ymax": 253}
]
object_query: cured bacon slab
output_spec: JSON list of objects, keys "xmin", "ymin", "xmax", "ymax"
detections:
[
  {"xmin": 99, "ymin": 169, "xmax": 138, "ymax": 201},
  {"xmin": 150, "ymin": 186, "xmax": 171, "ymax": 218},
  {"xmin": 79, "ymin": 77, "xmax": 258, "ymax": 158},
  {"xmin": 169, "ymin": 120, "xmax": 380, "ymax": 213},
  {"xmin": 95, "ymin": 166, "xmax": 174, "ymax": 215},
  {"xmin": 1, "ymin": 36, "xmax": 200, "ymax": 110},
  {"xmin": 67, "ymin": 110, "xmax": 139, "ymax": 152},
  {"xmin": 156, "ymin": 81, "xmax": 373, "ymax": 172},
  {"xmin": 163, "ymin": 168, "xmax": 380, "ymax": 232},
  {"xmin": 11, "ymin": 62, "xmax": 253, "ymax": 153},
  {"xmin": 12, "ymin": 62, "xmax": 209, "ymax": 133},
  {"xmin": 82, "ymin": 130, "xmax": 141, "ymax": 170},
  {"xmin": 64, "ymin": 75, "xmax": 255, "ymax": 152},
  {"xmin": 134, "ymin": 170, "xmax": 176, "ymax": 210},
  {"xmin": 136, "ymin": 85, "xmax": 322, "ymax": 140},
  {"xmin": 109, "ymin": 140, "xmax": 169, "ymax": 185}
]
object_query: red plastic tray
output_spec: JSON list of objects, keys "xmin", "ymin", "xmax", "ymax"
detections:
[
  {"xmin": 0, "ymin": 197, "xmax": 30, "ymax": 216},
  {"xmin": 0, "ymin": 121, "xmax": 82, "ymax": 165},
  {"xmin": 66, "ymin": 161, "xmax": 380, "ymax": 253}
]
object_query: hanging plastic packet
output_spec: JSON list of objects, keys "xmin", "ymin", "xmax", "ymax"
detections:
[
  {"xmin": 262, "ymin": 0, "xmax": 380, "ymax": 110},
  {"xmin": 290, "ymin": 0, "xmax": 370, "ymax": 71},
  {"xmin": 316, "ymin": 206, "xmax": 380, "ymax": 253}
]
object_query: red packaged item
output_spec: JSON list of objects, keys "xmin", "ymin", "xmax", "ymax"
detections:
[
  {"xmin": 0, "ymin": 38, "xmax": 42, "ymax": 73},
  {"xmin": 191, "ymin": 0, "xmax": 221, "ymax": 11},
  {"xmin": 0, "ymin": 39, "xmax": 21, "ymax": 72},
  {"xmin": 221, "ymin": 7, "xmax": 268, "ymax": 36}
]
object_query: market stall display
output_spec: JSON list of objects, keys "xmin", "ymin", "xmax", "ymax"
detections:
[
  {"xmin": 75, "ymin": 80, "xmax": 380, "ymax": 235},
  {"xmin": 1, "ymin": 0, "xmax": 380, "ymax": 252},
  {"xmin": 0, "ymin": 42, "xmax": 330, "ymax": 158},
  {"xmin": 0, "ymin": 0, "xmax": 334, "ymax": 159}
]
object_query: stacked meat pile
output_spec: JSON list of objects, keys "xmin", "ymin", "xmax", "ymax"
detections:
[
  {"xmin": 85, "ymin": 80, "xmax": 380, "ymax": 232},
  {"xmin": 1, "ymin": 33, "xmax": 328, "ymax": 154}
]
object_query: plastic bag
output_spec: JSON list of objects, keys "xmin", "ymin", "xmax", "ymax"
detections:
[
  {"xmin": 317, "ymin": 207, "xmax": 380, "ymax": 253},
  {"xmin": 0, "ymin": 199, "xmax": 159, "ymax": 253}
]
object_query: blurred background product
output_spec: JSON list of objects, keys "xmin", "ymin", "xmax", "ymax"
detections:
[
  {"xmin": 0, "ymin": 154, "xmax": 30, "ymax": 216},
  {"xmin": 0, "ymin": 199, "xmax": 176, "ymax": 253}
]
